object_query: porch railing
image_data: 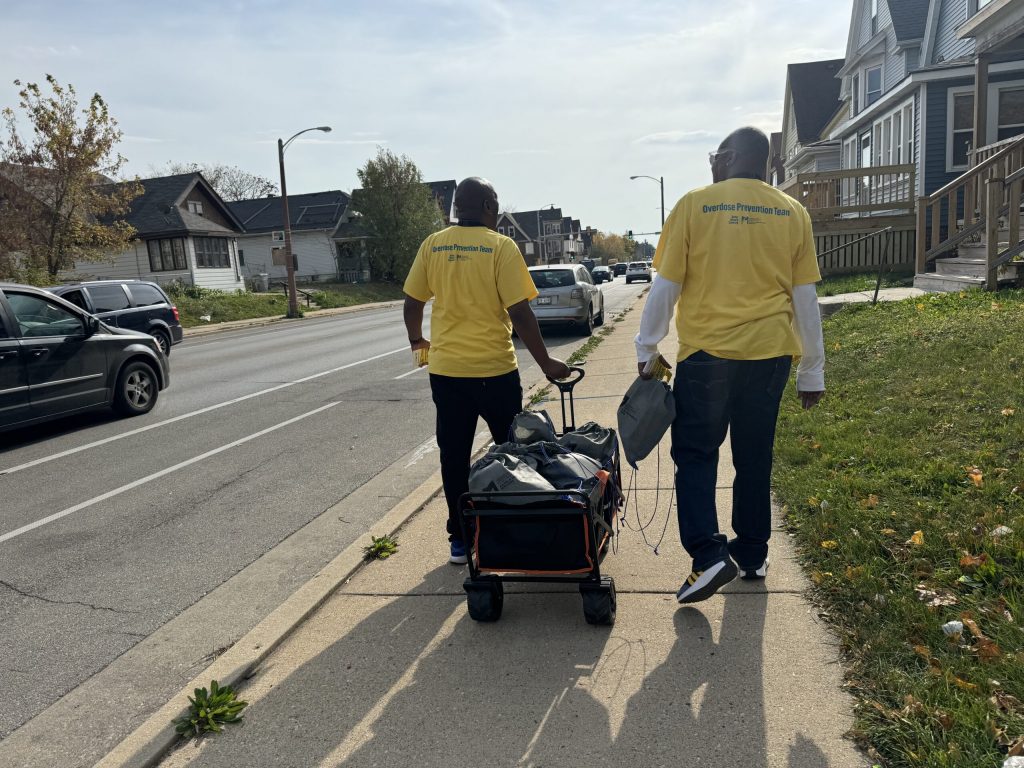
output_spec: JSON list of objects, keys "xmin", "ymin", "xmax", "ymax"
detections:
[
  {"xmin": 915, "ymin": 133, "xmax": 1024, "ymax": 282},
  {"xmin": 781, "ymin": 164, "xmax": 916, "ymax": 220}
]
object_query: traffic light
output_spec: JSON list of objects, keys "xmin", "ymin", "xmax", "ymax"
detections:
[
  {"xmin": 627, "ymin": 230, "xmax": 633, "ymax": 238},
  {"xmin": 568, "ymin": 255, "xmax": 575, "ymax": 262}
]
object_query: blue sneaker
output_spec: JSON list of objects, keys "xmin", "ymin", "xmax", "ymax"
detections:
[{"xmin": 449, "ymin": 539, "xmax": 468, "ymax": 565}]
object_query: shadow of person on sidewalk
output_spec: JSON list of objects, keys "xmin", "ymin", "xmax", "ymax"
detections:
[{"xmin": 161, "ymin": 567, "xmax": 612, "ymax": 768}]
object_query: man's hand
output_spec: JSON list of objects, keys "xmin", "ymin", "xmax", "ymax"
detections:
[
  {"xmin": 410, "ymin": 337, "xmax": 430, "ymax": 352},
  {"xmin": 799, "ymin": 390, "xmax": 824, "ymax": 410},
  {"xmin": 542, "ymin": 357, "xmax": 571, "ymax": 381},
  {"xmin": 638, "ymin": 354, "xmax": 671, "ymax": 380}
]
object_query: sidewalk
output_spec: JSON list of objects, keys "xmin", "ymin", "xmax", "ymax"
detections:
[{"xmin": 113, "ymin": 296, "xmax": 868, "ymax": 768}]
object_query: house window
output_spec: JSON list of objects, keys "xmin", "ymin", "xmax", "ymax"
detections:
[
  {"xmin": 903, "ymin": 103, "xmax": 914, "ymax": 165},
  {"xmin": 508, "ymin": 227, "xmax": 516, "ymax": 239},
  {"xmin": 860, "ymin": 132, "xmax": 872, "ymax": 169},
  {"xmin": 194, "ymin": 237, "xmax": 231, "ymax": 269},
  {"xmin": 893, "ymin": 111, "xmax": 902, "ymax": 163},
  {"xmin": 871, "ymin": 0, "xmax": 879, "ymax": 34},
  {"xmin": 866, "ymin": 66, "xmax": 882, "ymax": 106},
  {"xmin": 997, "ymin": 88, "xmax": 1024, "ymax": 142},
  {"xmin": 949, "ymin": 91, "xmax": 975, "ymax": 170},
  {"xmin": 852, "ymin": 74, "xmax": 861, "ymax": 114},
  {"xmin": 882, "ymin": 116, "xmax": 893, "ymax": 165},
  {"xmin": 187, "ymin": 200, "xmax": 204, "ymax": 216},
  {"xmin": 147, "ymin": 238, "xmax": 187, "ymax": 272}
]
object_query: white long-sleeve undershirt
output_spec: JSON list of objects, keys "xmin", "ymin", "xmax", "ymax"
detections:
[{"xmin": 633, "ymin": 275, "xmax": 826, "ymax": 392}]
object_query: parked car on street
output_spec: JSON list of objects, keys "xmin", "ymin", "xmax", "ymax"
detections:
[
  {"xmin": 612, "ymin": 262, "xmax": 628, "ymax": 277},
  {"xmin": 528, "ymin": 265, "xmax": 605, "ymax": 336},
  {"xmin": 0, "ymin": 283, "xmax": 170, "ymax": 432},
  {"xmin": 591, "ymin": 266, "xmax": 613, "ymax": 284},
  {"xmin": 625, "ymin": 261, "xmax": 652, "ymax": 283},
  {"xmin": 48, "ymin": 280, "xmax": 183, "ymax": 356}
]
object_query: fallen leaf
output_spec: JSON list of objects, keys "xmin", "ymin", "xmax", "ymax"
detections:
[
  {"xmin": 845, "ymin": 565, "xmax": 866, "ymax": 580},
  {"xmin": 935, "ymin": 710, "xmax": 954, "ymax": 730},
  {"xmin": 1002, "ymin": 407, "xmax": 1016, "ymax": 417},
  {"xmin": 952, "ymin": 675, "xmax": 977, "ymax": 692},
  {"xmin": 991, "ymin": 691, "xmax": 1024, "ymax": 714},
  {"xmin": 967, "ymin": 467, "xmax": 984, "ymax": 488},
  {"xmin": 913, "ymin": 644, "xmax": 932, "ymax": 660},
  {"xmin": 820, "ymin": 540, "xmax": 839, "ymax": 549},
  {"xmin": 960, "ymin": 553, "xmax": 989, "ymax": 572},
  {"xmin": 907, "ymin": 530, "xmax": 925, "ymax": 546},
  {"xmin": 861, "ymin": 494, "xmax": 880, "ymax": 509},
  {"xmin": 1008, "ymin": 736, "xmax": 1024, "ymax": 757},
  {"xmin": 881, "ymin": 528, "xmax": 897, "ymax": 536},
  {"xmin": 832, "ymin": 342, "xmax": 842, "ymax": 351}
]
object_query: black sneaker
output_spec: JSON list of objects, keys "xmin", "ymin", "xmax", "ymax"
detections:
[{"xmin": 676, "ymin": 559, "xmax": 738, "ymax": 603}]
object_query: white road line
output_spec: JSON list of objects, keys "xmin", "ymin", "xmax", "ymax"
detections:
[
  {"xmin": 393, "ymin": 366, "xmax": 427, "ymax": 380},
  {"xmin": 0, "ymin": 402, "xmax": 339, "ymax": 546},
  {"xmin": 0, "ymin": 347, "xmax": 406, "ymax": 476}
]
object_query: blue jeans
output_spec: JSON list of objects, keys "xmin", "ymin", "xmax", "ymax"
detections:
[{"xmin": 671, "ymin": 351, "xmax": 791, "ymax": 571}]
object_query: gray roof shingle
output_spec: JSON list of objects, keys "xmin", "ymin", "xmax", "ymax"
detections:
[
  {"xmin": 788, "ymin": 59, "xmax": 844, "ymax": 143},
  {"xmin": 887, "ymin": 0, "xmax": 930, "ymax": 43},
  {"xmin": 105, "ymin": 172, "xmax": 242, "ymax": 237},
  {"xmin": 226, "ymin": 190, "xmax": 350, "ymax": 234}
]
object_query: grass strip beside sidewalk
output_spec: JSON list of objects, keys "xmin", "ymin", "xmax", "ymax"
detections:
[{"xmin": 773, "ymin": 289, "xmax": 1024, "ymax": 768}]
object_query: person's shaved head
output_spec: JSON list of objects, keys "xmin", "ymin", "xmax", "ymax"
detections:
[
  {"xmin": 713, "ymin": 127, "xmax": 770, "ymax": 182},
  {"xmin": 454, "ymin": 177, "xmax": 500, "ymax": 229}
]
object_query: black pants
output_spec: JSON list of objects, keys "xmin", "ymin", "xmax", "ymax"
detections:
[
  {"xmin": 429, "ymin": 369, "xmax": 523, "ymax": 540},
  {"xmin": 671, "ymin": 351, "xmax": 791, "ymax": 571}
]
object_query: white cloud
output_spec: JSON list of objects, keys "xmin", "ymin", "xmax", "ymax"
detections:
[{"xmin": 633, "ymin": 130, "xmax": 717, "ymax": 146}]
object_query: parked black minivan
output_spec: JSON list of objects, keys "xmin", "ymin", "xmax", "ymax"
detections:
[
  {"xmin": 48, "ymin": 280, "xmax": 183, "ymax": 355},
  {"xmin": 0, "ymin": 283, "xmax": 170, "ymax": 432}
]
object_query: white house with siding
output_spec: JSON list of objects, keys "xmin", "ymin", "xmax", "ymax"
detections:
[
  {"xmin": 227, "ymin": 191, "xmax": 352, "ymax": 283},
  {"xmin": 66, "ymin": 172, "xmax": 246, "ymax": 292}
]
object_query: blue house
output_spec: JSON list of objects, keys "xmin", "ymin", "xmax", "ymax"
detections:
[{"xmin": 831, "ymin": 0, "xmax": 1023, "ymax": 192}]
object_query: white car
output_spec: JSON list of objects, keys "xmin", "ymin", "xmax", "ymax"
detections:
[{"xmin": 625, "ymin": 261, "xmax": 652, "ymax": 284}]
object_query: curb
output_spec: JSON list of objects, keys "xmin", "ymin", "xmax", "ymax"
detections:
[
  {"xmin": 182, "ymin": 300, "xmax": 405, "ymax": 339},
  {"xmin": 96, "ymin": 291, "xmax": 646, "ymax": 768}
]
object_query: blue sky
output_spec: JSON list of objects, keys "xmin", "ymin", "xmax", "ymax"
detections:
[{"xmin": 2, "ymin": 0, "xmax": 851, "ymax": 239}]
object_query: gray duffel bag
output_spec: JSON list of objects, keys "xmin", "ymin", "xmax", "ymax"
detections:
[
  {"xmin": 469, "ymin": 452, "xmax": 555, "ymax": 503},
  {"xmin": 557, "ymin": 421, "xmax": 618, "ymax": 466},
  {"xmin": 489, "ymin": 441, "xmax": 603, "ymax": 492},
  {"xmin": 617, "ymin": 377, "xmax": 676, "ymax": 469},
  {"xmin": 509, "ymin": 410, "xmax": 558, "ymax": 444}
]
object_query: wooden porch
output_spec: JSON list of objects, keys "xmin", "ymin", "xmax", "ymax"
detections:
[
  {"xmin": 780, "ymin": 164, "xmax": 917, "ymax": 275},
  {"xmin": 914, "ymin": 134, "xmax": 1024, "ymax": 292}
]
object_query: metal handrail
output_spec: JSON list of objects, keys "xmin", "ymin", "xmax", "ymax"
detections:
[{"xmin": 816, "ymin": 226, "xmax": 894, "ymax": 305}]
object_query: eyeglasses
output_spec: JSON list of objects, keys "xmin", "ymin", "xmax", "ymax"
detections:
[{"xmin": 708, "ymin": 149, "xmax": 735, "ymax": 167}]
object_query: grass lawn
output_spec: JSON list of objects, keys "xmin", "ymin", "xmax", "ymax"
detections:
[
  {"xmin": 166, "ymin": 282, "xmax": 405, "ymax": 328},
  {"xmin": 773, "ymin": 289, "xmax": 1024, "ymax": 767},
  {"xmin": 168, "ymin": 287, "xmax": 291, "ymax": 328},
  {"xmin": 303, "ymin": 281, "xmax": 405, "ymax": 309},
  {"xmin": 818, "ymin": 271, "xmax": 915, "ymax": 297}
]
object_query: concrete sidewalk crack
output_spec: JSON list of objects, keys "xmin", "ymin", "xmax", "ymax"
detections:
[{"xmin": 0, "ymin": 579, "xmax": 140, "ymax": 615}]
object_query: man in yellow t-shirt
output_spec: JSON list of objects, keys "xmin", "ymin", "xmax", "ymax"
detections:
[
  {"xmin": 404, "ymin": 177, "xmax": 570, "ymax": 564},
  {"xmin": 635, "ymin": 127, "xmax": 826, "ymax": 603}
]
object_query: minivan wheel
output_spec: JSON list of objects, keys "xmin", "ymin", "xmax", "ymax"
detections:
[
  {"xmin": 113, "ymin": 361, "xmax": 158, "ymax": 417},
  {"xmin": 151, "ymin": 329, "xmax": 171, "ymax": 356}
]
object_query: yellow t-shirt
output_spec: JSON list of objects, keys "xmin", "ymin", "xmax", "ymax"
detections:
[
  {"xmin": 653, "ymin": 178, "xmax": 821, "ymax": 363},
  {"xmin": 404, "ymin": 225, "xmax": 538, "ymax": 377}
]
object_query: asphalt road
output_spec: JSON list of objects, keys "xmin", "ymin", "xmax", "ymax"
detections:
[{"xmin": 0, "ymin": 277, "xmax": 646, "ymax": 762}]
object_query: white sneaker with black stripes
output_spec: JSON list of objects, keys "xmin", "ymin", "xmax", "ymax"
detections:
[
  {"xmin": 738, "ymin": 557, "xmax": 769, "ymax": 580},
  {"xmin": 676, "ymin": 559, "xmax": 738, "ymax": 604}
]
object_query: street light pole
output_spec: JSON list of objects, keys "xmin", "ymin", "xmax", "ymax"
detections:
[
  {"xmin": 630, "ymin": 174, "xmax": 665, "ymax": 229},
  {"xmin": 278, "ymin": 125, "xmax": 332, "ymax": 318},
  {"xmin": 536, "ymin": 203, "xmax": 555, "ymax": 265}
]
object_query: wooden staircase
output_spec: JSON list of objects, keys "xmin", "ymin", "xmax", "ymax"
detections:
[{"xmin": 915, "ymin": 135, "xmax": 1024, "ymax": 292}]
